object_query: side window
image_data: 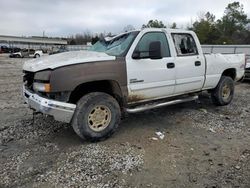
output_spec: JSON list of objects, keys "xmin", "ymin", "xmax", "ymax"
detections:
[
  {"xmin": 171, "ymin": 33, "xmax": 198, "ymax": 56},
  {"xmin": 135, "ymin": 32, "xmax": 171, "ymax": 58}
]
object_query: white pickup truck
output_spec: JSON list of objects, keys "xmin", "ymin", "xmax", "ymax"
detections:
[
  {"xmin": 10, "ymin": 49, "xmax": 43, "ymax": 58},
  {"xmin": 22, "ymin": 28, "xmax": 246, "ymax": 141}
]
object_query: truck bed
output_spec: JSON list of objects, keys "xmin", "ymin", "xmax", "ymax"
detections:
[{"xmin": 203, "ymin": 53, "xmax": 245, "ymax": 89}]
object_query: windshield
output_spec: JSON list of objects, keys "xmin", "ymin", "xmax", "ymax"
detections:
[{"xmin": 89, "ymin": 31, "xmax": 139, "ymax": 57}]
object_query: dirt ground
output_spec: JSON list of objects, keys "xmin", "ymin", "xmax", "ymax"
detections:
[{"xmin": 0, "ymin": 54, "xmax": 250, "ymax": 188}]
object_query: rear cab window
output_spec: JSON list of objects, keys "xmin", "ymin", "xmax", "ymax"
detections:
[{"xmin": 171, "ymin": 33, "xmax": 198, "ymax": 56}]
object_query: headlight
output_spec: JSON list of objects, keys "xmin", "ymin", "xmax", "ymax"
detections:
[{"xmin": 33, "ymin": 82, "xmax": 51, "ymax": 92}]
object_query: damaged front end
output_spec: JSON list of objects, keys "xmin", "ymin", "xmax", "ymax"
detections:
[{"xmin": 23, "ymin": 70, "xmax": 76, "ymax": 123}]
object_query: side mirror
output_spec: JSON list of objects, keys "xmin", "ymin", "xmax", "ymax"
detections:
[
  {"xmin": 132, "ymin": 50, "xmax": 141, "ymax": 59},
  {"xmin": 149, "ymin": 41, "xmax": 162, "ymax": 59}
]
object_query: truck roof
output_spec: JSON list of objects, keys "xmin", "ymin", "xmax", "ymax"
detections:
[
  {"xmin": 105, "ymin": 28, "xmax": 194, "ymax": 42},
  {"xmin": 141, "ymin": 28, "xmax": 194, "ymax": 34}
]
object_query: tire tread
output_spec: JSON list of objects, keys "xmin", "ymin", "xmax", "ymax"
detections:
[{"xmin": 71, "ymin": 92, "xmax": 120, "ymax": 142}]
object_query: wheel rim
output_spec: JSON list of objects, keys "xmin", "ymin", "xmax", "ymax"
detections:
[
  {"xmin": 87, "ymin": 105, "xmax": 112, "ymax": 132},
  {"xmin": 222, "ymin": 84, "xmax": 231, "ymax": 100}
]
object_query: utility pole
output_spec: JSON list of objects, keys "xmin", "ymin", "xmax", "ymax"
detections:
[{"xmin": 42, "ymin": 31, "xmax": 46, "ymax": 50}]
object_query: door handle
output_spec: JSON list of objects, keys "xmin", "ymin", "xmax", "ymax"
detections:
[
  {"xmin": 195, "ymin": 61, "xmax": 201, "ymax": 66},
  {"xmin": 167, "ymin": 62, "xmax": 175, "ymax": 69}
]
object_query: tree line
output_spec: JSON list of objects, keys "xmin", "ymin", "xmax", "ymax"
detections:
[
  {"xmin": 192, "ymin": 2, "xmax": 250, "ymax": 44},
  {"xmin": 67, "ymin": 1, "xmax": 250, "ymax": 45}
]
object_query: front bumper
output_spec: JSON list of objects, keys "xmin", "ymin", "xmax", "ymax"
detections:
[{"xmin": 23, "ymin": 85, "xmax": 76, "ymax": 123}]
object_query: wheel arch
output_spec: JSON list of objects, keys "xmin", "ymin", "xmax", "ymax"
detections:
[
  {"xmin": 68, "ymin": 80, "xmax": 124, "ymax": 106},
  {"xmin": 221, "ymin": 68, "xmax": 236, "ymax": 80},
  {"xmin": 34, "ymin": 53, "xmax": 40, "ymax": 58}
]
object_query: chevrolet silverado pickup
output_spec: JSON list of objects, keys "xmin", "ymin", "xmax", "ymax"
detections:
[{"xmin": 22, "ymin": 28, "xmax": 246, "ymax": 141}]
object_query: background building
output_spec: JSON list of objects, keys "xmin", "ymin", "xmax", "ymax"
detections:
[{"xmin": 0, "ymin": 35, "xmax": 67, "ymax": 52}]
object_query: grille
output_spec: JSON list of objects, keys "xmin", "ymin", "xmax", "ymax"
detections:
[{"xmin": 23, "ymin": 71, "xmax": 35, "ymax": 90}]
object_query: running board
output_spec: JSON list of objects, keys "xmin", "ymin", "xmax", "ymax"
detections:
[{"xmin": 125, "ymin": 95, "xmax": 198, "ymax": 113}]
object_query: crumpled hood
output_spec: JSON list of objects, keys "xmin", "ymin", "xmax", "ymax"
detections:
[{"xmin": 23, "ymin": 50, "xmax": 116, "ymax": 72}]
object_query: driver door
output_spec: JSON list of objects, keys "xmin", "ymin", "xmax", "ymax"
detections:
[{"xmin": 126, "ymin": 31, "xmax": 176, "ymax": 103}]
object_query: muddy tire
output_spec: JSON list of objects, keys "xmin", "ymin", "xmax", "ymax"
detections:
[
  {"xmin": 71, "ymin": 92, "xmax": 121, "ymax": 142},
  {"xmin": 211, "ymin": 76, "xmax": 234, "ymax": 106}
]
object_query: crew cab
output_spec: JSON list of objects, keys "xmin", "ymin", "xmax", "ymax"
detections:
[
  {"xmin": 10, "ymin": 49, "xmax": 43, "ymax": 58},
  {"xmin": 22, "ymin": 28, "xmax": 246, "ymax": 141}
]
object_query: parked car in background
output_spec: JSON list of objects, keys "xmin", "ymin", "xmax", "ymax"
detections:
[
  {"xmin": 9, "ymin": 49, "xmax": 43, "ymax": 58},
  {"xmin": 10, "ymin": 47, "xmax": 21, "ymax": 53},
  {"xmin": 0, "ymin": 46, "xmax": 10, "ymax": 53},
  {"xmin": 41, "ymin": 49, "xmax": 48, "ymax": 54},
  {"xmin": 1, "ymin": 46, "xmax": 21, "ymax": 53},
  {"xmin": 49, "ymin": 47, "xmax": 68, "ymax": 55}
]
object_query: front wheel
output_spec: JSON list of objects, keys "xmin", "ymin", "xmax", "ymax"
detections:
[
  {"xmin": 71, "ymin": 92, "xmax": 121, "ymax": 142},
  {"xmin": 211, "ymin": 76, "xmax": 234, "ymax": 106}
]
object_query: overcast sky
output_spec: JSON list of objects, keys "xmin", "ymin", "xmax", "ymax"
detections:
[{"xmin": 1, "ymin": 0, "xmax": 249, "ymax": 37}]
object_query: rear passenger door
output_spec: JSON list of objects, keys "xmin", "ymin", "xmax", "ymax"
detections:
[
  {"xmin": 126, "ymin": 31, "xmax": 176, "ymax": 103},
  {"xmin": 171, "ymin": 33, "xmax": 205, "ymax": 94}
]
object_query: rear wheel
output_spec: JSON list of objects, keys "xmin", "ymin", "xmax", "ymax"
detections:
[
  {"xmin": 211, "ymin": 76, "xmax": 234, "ymax": 106},
  {"xmin": 34, "ymin": 54, "xmax": 40, "ymax": 58},
  {"xmin": 71, "ymin": 92, "xmax": 121, "ymax": 142}
]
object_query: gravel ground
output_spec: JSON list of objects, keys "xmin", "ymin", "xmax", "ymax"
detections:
[{"xmin": 0, "ymin": 54, "xmax": 249, "ymax": 188}]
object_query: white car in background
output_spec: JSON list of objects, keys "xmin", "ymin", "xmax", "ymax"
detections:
[
  {"xmin": 10, "ymin": 49, "xmax": 43, "ymax": 58},
  {"xmin": 245, "ymin": 59, "xmax": 250, "ymax": 78}
]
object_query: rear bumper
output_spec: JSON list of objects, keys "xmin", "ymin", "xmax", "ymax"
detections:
[{"xmin": 23, "ymin": 85, "xmax": 76, "ymax": 123}]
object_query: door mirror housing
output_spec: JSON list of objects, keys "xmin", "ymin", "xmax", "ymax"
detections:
[
  {"xmin": 132, "ymin": 50, "xmax": 141, "ymax": 59},
  {"xmin": 149, "ymin": 41, "xmax": 162, "ymax": 59}
]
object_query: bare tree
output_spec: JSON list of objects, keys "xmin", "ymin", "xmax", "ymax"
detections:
[{"xmin": 123, "ymin": 25, "xmax": 135, "ymax": 32}]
